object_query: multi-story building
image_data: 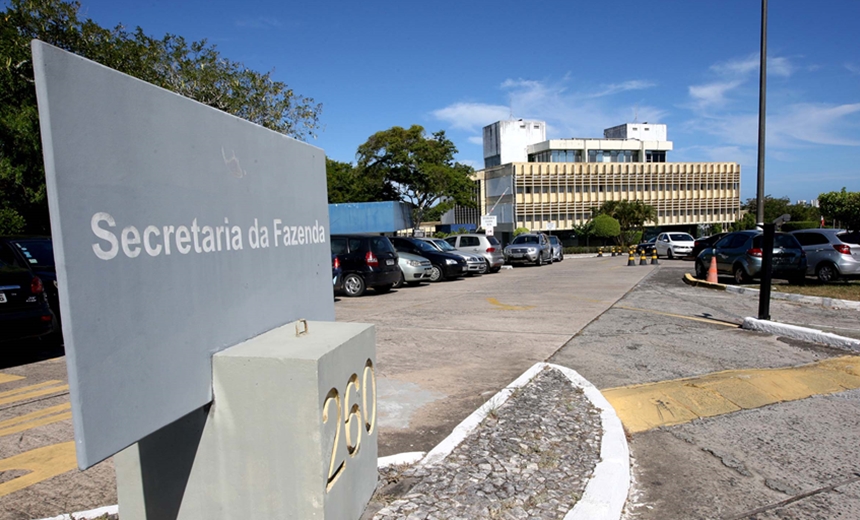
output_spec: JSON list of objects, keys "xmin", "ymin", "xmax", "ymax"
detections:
[{"xmin": 446, "ymin": 119, "xmax": 741, "ymax": 244}]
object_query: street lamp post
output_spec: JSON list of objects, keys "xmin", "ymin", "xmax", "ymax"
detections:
[{"xmin": 756, "ymin": 0, "xmax": 774, "ymax": 320}]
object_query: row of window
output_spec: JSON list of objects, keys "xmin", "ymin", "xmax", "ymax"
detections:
[
  {"xmin": 525, "ymin": 150, "xmax": 669, "ymax": 164},
  {"xmin": 516, "ymin": 183, "xmax": 739, "ymax": 194},
  {"xmin": 519, "ymin": 207, "xmax": 738, "ymax": 222}
]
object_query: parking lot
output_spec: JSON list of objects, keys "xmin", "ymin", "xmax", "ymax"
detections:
[{"xmin": 3, "ymin": 254, "xmax": 860, "ymax": 518}]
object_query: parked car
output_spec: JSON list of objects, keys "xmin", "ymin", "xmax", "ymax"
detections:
[
  {"xmin": 418, "ymin": 238, "xmax": 486, "ymax": 275},
  {"xmin": 332, "ymin": 254, "xmax": 343, "ymax": 294},
  {"xmin": 0, "ymin": 242, "xmax": 56, "ymax": 343},
  {"xmin": 790, "ymin": 229, "xmax": 860, "ymax": 282},
  {"xmin": 655, "ymin": 232, "xmax": 695, "ymax": 259},
  {"xmin": 548, "ymin": 236, "xmax": 564, "ymax": 262},
  {"xmin": 444, "ymin": 234, "xmax": 505, "ymax": 273},
  {"xmin": 0, "ymin": 236, "xmax": 59, "ymax": 321},
  {"xmin": 636, "ymin": 237, "xmax": 657, "ymax": 255},
  {"xmin": 388, "ymin": 236, "xmax": 468, "ymax": 282},
  {"xmin": 691, "ymin": 233, "xmax": 728, "ymax": 260},
  {"xmin": 503, "ymin": 233, "xmax": 552, "ymax": 266},
  {"xmin": 392, "ymin": 251, "xmax": 433, "ymax": 288},
  {"xmin": 330, "ymin": 234, "xmax": 400, "ymax": 297},
  {"xmin": 694, "ymin": 230, "xmax": 807, "ymax": 284}
]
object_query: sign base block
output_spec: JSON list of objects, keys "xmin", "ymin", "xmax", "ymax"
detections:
[{"xmin": 115, "ymin": 321, "xmax": 377, "ymax": 519}]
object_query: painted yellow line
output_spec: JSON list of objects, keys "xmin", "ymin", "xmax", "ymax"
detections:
[
  {"xmin": 615, "ymin": 305, "xmax": 739, "ymax": 327},
  {"xmin": 487, "ymin": 297, "xmax": 535, "ymax": 311},
  {"xmin": 603, "ymin": 356, "xmax": 860, "ymax": 434},
  {"xmin": 0, "ymin": 442, "xmax": 77, "ymax": 497},
  {"xmin": 0, "ymin": 381, "xmax": 69, "ymax": 406},
  {"xmin": 0, "ymin": 373, "xmax": 25, "ymax": 385},
  {"xmin": 0, "ymin": 403, "xmax": 72, "ymax": 437}
]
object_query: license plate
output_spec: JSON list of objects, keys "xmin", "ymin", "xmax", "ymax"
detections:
[
  {"xmin": 386, "ymin": 259, "xmax": 394, "ymax": 266},
  {"xmin": 0, "ymin": 293, "xmax": 6, "ymax": 303},
  {"xmin": 461, "ymin": 266, "xmax": 467, "ymax": 271},
  {"xmin": 512, "ymin": 254, "xmax": 523, "ymax": 258}
]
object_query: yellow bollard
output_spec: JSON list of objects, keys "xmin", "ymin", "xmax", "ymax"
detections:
[
  {"xmin": 598, "ymin": 247, "xmax": 603, "ymax": 257},
  {"xmin": 651, "ymin": 248, "xmax": 659, "ymax": 265},
  {"xmin": 627, "ymin": 248, "xmax": 636, "ymax": 266}
]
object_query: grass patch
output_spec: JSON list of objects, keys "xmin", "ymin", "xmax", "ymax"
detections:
[{"xmin": 770, "ymin": 279, "xmax": 860, "ymax": 301}]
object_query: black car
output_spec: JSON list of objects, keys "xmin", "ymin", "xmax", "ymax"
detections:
[
  {"xmin": 388, "ymin": 236, "xmax": 468, "ymax": 282},
  {"xmin": 0, "ymin": 236, "xmax": 59, "ymax": 321},
  {"xmin": 0, "ymin": 240, "xmax": 56, "ymax": 343},
  {"xmin": 331, "ymin": 234, "xmax": 400, "ymax": 297},
  {"xmin": 691, "ymin": 233, "xmax": 728, "ymax": 260}
]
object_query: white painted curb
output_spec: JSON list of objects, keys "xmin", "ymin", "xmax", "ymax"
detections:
[
  {"xmin": 742, "ymin": 317, "xmax": 860, "ymax": 351},
  {"xmin": 377, "ymin": 451, "xmax": 426, "ymax": 468},
  {"xmin": 726, "ymin": 285, "xmax": 860, "ymax": 311},
  {"xmin": 417, "ymin": 362, "xmax": 629, "ymax": 520},
  {"xmin": 35, "ymin": 505, "xmax": 118, "ymax": 520}
]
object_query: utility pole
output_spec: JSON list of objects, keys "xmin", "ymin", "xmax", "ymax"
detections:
[{"xmin": 756, "ymin": 0, "xmax": 774, "ymax": 320}]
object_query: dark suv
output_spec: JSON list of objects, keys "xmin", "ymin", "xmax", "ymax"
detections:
[
  {"xmin": 331, "ymin": 235, "xmax": 400, "ymax": 297},
  {"xmin": 389, "ymin": 236, "xmax": 468, "ymax": 282}
]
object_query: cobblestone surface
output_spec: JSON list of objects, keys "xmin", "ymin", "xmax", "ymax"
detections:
[{"xmin": 368, "ymin": 367, "xmax": 602, "ymax": 520}]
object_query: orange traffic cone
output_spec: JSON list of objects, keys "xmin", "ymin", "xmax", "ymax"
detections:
[{"xmin": 707, "ymin": 256, "xmax": 718, "ymax": 283}]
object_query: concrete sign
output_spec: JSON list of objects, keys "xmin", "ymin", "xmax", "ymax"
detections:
[{"xmin": 32, "ymin": 41, "xmax": 335, "ymax": 468}]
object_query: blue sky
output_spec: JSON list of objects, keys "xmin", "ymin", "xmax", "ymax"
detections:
[{"xmin": 68, "ymin": 0, "xmax": 859, "ymax": 203}]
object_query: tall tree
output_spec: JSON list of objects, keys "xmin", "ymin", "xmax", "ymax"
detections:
[
  {"xmin": 325, "ymin": 158, "xmax": 395, "ymax": 204},
  {"xmin": 819, "ymin": 188, "xmax": 860, "ymax": 231},
  {"xmin": 592, "ymin": 200, "xmax": 656, "ymax": 246},
  {"xmin": 356, "ymin": 125, "xmax": 475, "ymax": 231},
  {"xmin": 1, "ymin": 0, "xmax": 322, "ymax": 233}
]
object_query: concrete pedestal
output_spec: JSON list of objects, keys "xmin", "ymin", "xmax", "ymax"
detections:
[{"xmin": 115, "ymin": 320, "xmax": 377, "ymax": 519}]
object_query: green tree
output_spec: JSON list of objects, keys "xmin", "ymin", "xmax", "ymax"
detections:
[
  {"xmin": 1, "ymin": 0, "xmax": 322, "ymax": 233},
  {"xmin": 592, "ymin": 214, "xmax": 620, "ymax": 242},
  {"xmin": 513, "ymin": 227, "xmax": 530, "ymax": 237},
  {"xmin": 571, "ymin": 221, "xmax": 594, "ymax": 246},
  {"xmin": 356, "ymin": 125, "xmax": 475, "ymax": 231},
  {"xmin": 592, "ymin": 200, "xmax": 656, "ymax": 246},
  {"xmin": 325, "ymin": 158, "xmax": 395, "ymax": 204},
  {"xmin": 819, "ymin": 188, "xmax": 860, "ymax": 231}
]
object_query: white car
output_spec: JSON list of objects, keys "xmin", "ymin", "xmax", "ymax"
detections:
[{"xmin": 655, "ymin": 232, "xmax": 695, "ymax": 259}]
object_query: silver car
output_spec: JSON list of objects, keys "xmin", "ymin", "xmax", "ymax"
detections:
[
  {"xmin": 444, "ymin": 234, "xmax": 505, "ymax": 273},
  {"xmin": 419, "ymin": 238, "xmax": 486, "ymax": 274},
  {"xmin": 548, "ymin": 235, "xmax": 564, "ymax": 262},
  {"xmin": 695, "ymin": 230, "xmax": 807, "ymax": 284},
  {"xmin": 393, "ymin": 251, "xmax": 433, "ymax": 288},
  {"xmin": 655, "ymin": 232, "xmax": 695, "ymax": 259},
  {"xmin": 504, "ymin": 233, "xmax": 552, "ymax": 266},
  {"xmin": 790, "ymin": 229, "xmax": 860, "ymax": 282}
]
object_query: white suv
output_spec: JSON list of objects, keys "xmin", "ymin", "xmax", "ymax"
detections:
[{"xmin": 445, "ymin": 234, "xmax": 505, "ymax": 273}]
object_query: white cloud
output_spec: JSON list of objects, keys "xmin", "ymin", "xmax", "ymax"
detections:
[
  {"xmin": 235, "ymin": 17, "xmax": 282, "ymax": 28},
  {"xmin": 467, "ymin": 136, "xmax": 483, "ymax": 145},
  {"xmin": 688, "ymin": 81, "xmax": 744, "ymax": 109},
  {"xmin": 590, "ymin": 80, "xmax": 657, "ymax": 98},
  {"xmin": 431, "ymin": 102, "xmax": 509, "ymax": 132},
  {"xmin": 846, "ymin": 63, "xmax": 860, "ymax": 75},
  {"xmin": 772, "ymin": 103, "xmax": 860, "ymax": 146},
  {"xmin": 434, "ymin": 77, "xmax": 666, "ymax": 140},
  {"xmin": 709, "ymin": 53, "xmax": 793, "ymax": 78}
]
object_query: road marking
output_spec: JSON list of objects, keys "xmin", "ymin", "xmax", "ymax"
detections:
[
  {"xmin": 603, "ymin": 356, "xmax": 860, "ymax": 433},
  {"xmin": 0, "ymin": 373, "xmax": 25, "ymax": 385},
  {"xmin": 0, "ymin": 442, "xmax": 77, "ymax": 498},
  {"xmin": 487, "ymin": 297, "xmax": 535, "ymax": 311},
  {"xmin": 0, "ymin": 381, "xmax": 69, "ymax": 406},
  {"xmin": 0, "ymin": 403, "xmax": 72, "ymax": 437},
  {"xmin": 614, "ymin": 305, "xmax": 739, "ymax": 327}
]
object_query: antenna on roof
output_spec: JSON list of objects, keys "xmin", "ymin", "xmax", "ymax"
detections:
[
  {"xmin": 509, "ymin": 96, "xmax": 514, "ymax": 120},
  {"xmin": 634, "ymin": 104, "xmax": 639, "ymax": 123}
]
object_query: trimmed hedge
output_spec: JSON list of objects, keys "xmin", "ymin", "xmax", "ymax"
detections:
[
  {"xmin": 563, "ymin": 246, "xmax": 606, "ymax": 254},
  {"xmin": 781, "ymin": 221, "xmax": 821, "ymax": 232}
]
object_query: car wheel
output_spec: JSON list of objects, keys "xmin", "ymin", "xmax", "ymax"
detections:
[
  {"xmin": 374, "ymin": 284, "xmax": 393, "ymax": 294},
  {"xmin": 490, "ymin": 266, "xmax": 502, "ymax": 273},
  {"xmin": 535, "ymin": 254, "xmax": 543, "ymax": 266},
  {"xmin": 733, "ymin": 264, "xmax": 751, "ymax": 285},
  {"xmin": 816, "ymin": 263, "xmax": 839, "ymax": 283},
  {"xmin": 392, "ymin": 270, "xmax": 405, "ymax": 289},
  {"xmin": 559, "ymin": 253, "xmax": 563, "ymax": 262},
  {"xmin": 342, "ymin": 273, "xmax": 366, "ymax": 297},
  {"xmin": 480, "ymin": 260, "xmax": 490, "ymax": 274},
  {"xmin": 667, "ymin": 249, "xmax": 674, "ymax": 260},
  {"xmin": 429, "ymin": 264, "xmax": 444, "ymax": 282},
  {"xmin": 695, "ymin": 260, "xmax": 708, "ymax": 280}
]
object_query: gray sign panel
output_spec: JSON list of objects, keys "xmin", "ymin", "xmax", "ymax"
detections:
[{"xmin": 32, "ymin": 41, "xmax": 335, "ymax": 468}]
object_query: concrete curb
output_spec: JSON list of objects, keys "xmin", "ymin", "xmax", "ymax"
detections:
[
  {"xmin": 417, "ymin": 362, "xmax": 630, "ymax": 520},
  {"xmin": 377, "ymin": 451, "xmax": 426, "ymax": 468},
  {"xmin": 35, "ymin": 505, "xmax": 118, "ymax": 520},
  {"xmin": 683, "ymin": 273, "xmax": 860, "ymax": 311},
  {"xmin": 742, "ymin": 317, "xmax": 860, "ymax": 351}
]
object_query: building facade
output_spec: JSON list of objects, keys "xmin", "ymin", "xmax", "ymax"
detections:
[{"xmin": 447, "ymin": 120, "xmax": 741, "ymax": 239}]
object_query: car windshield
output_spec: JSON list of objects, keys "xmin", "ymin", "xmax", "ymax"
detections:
[
  {"xmin": 369, "ymin": 237, "xmax": 394, "ymax": 254},
  {"xmin": 10, "ymin": 239, "xmax": 55, "ymax": 268},
  {"xmin": 432, "ymin": 239, "xmax": 456, "ymax": 251},
  {"xmin": 488, "ymin": 236, "xmax": 500, "ymax": 246},
  {"xmin": 669, "ymin": 234, "xmax": 694, "ymax": 242},
  {"xmin": 412, "ymin": 240, "xmax": 438, "ymax": 253},
  {"xmin": 512, "ymin": 235, "xmax": 538, "ymax": 245}
]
